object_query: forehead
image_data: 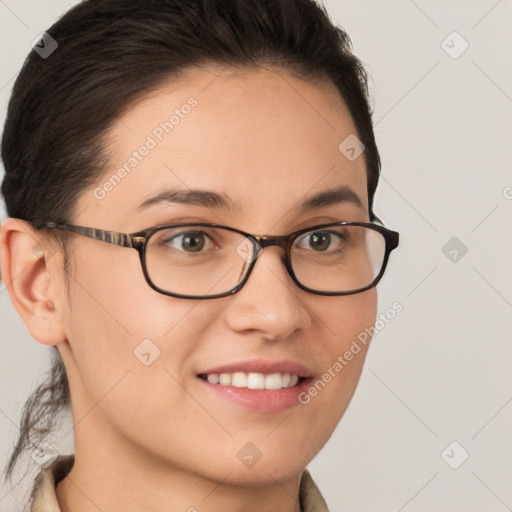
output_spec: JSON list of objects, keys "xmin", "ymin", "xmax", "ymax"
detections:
[{"xmin": 78, "ymin": 65, "xmax": 369, "ymax": 230}]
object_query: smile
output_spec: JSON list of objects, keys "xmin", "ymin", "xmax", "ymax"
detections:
[{"xmin": 198, "ymin": 372, "xmax": 301, "ymax": 390}]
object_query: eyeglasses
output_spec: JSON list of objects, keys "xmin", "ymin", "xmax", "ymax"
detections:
[{"xmin": 43, "ymin": 221, "xmax": 399, "ymax": 299}]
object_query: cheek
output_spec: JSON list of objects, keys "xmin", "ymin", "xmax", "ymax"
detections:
[
  {"xmin": 63, "ymin": 249, "xmax": 217, "ymax": 400},
  {"xmin": 303, "ymin": 289, "xmax": 377, "ymax": 416},
  {"xmin": 321, "ymin": 288, "xmax": 377, "ymax": 354}
]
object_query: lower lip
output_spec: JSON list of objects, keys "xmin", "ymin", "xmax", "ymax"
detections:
[{"xmin": 198, "ymin": 377, "xmax": 312, "ymax": 413}]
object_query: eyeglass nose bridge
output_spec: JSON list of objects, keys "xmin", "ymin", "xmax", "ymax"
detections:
[
  {"xmin": 246, "ymin": 234, "xmax": 293, "ymax": 265},
  {"xmin": 251, "ymin": 234, "xmax": 290, "ymax": 250},
  {"xmin": 238, "ymin": 234, "xmax": 295, "ymax": 290},
  {"xmin": 234, "ymin": 234, "xmax": 292, "ymax": 277}
]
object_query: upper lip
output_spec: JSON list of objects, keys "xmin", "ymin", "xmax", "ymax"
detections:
[{"xmin": 198, "ymin": 359, "xmax": 313, "ymax": 378}]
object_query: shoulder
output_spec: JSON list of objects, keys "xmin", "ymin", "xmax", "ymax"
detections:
[
  {"xmin": 30, "ymin": 454, "xmax": 74, "ymax": 512},
  {"xmin": 299, "ymin": 468, "xmax": 330, "ymax": 512}
]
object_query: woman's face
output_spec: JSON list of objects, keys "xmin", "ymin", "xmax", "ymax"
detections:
[{"xmin": 56, "ymin": 65, "xmax": 377, "ymax": 484}]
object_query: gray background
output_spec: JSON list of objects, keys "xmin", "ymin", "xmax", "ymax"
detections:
[{"xmin": 1, "ymin": 1, "xmax": 511, "ymax": 511}]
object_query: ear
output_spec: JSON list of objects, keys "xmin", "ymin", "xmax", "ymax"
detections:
[{"xmin": 0, "ymin": 218, "xmax": 67, "ymax": 346}]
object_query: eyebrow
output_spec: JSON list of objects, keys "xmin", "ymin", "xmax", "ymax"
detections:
[{"xmin": 135, "ymin": 184, "xmax": 364, "ymax": 214}]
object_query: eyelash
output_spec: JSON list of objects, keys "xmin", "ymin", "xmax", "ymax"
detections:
[{"xmin": 157, "ymin": 228, "xmax": 348, "ymax": 256}]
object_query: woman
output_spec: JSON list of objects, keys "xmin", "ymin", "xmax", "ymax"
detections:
[{"xmin": 0, "ymin": 0, "xmax": 399, "ymax": 510}]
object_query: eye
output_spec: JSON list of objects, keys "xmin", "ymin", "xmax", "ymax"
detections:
[
  {"xmin": 162, "ymin": 230, "xmax": 216, "ymax": 253},
  {"xmin": 295, "ymin": 230, "xmax": 346, "ymax": 252}
]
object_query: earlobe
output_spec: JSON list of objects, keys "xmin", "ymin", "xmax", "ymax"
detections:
[{"xmin": 0, "ymin": 218, "xmax": 67, "ymax": 346}]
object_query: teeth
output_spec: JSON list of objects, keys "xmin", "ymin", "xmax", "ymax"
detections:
[
  {"xmin": 219, "ymin": 373, "xmax": 231, "ymax": 386},
  {"xmin": 247, "ymin": 372, "xmax": 265, "ymax": 389},
  {"xmin": 231, "ymin": 372, "xmax": 247, "ymax": 388},
  {"xmin": 207, "ymin": 373, "xmax": 220, "ymax": 384},
  {"xmin": 265, "ymin": 373, "xmax": 283, "ymax": 390},
  {"xmin": 204, "ymin": 372, "xmax": 300, "ymax": 389}
]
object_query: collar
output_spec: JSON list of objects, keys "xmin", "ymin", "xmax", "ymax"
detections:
[{"xmin": 30, "ymin": 454, "xmax": 329, "ymax": 512}]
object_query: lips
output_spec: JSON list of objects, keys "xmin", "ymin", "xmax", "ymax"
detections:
[
  {"xmin": 197, "ymin": 359, "xmax": 312, "ymax": 379},
  {"xmin": 196, "ymin": 359, "xmax": 314, "ymax": 412}
]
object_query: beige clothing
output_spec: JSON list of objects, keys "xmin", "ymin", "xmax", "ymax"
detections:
[{"xmin": 30, "ymin": 454, "xmax": 329, "ymax": 511}]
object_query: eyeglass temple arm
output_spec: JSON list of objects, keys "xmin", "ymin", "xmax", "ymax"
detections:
[
  {"xmin": 45, "ymin": 222, "xmax": 142, "ymax": 249},
  {"xmin": 368, "ymin": 215, "xmax": 400, "ymax": 250}
]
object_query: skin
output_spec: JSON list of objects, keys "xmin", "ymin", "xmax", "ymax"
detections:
[{"xmin": 0, "ymin": 65, "xmax": 377, "ymax": 512}]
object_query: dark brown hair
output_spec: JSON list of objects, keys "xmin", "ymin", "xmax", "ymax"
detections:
[{"xmin": 1, "ymin": 0, "xmax": 381, "ymax": 500}]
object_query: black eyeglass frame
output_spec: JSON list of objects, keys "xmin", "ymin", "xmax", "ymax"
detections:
[{"xmin": 43, "ymin": 220, "xmax": 399, "ymax": 299}]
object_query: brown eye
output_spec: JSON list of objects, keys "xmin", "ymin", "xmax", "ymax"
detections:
[
  {"xmin": 162, "ymin": 231, "xmax": 213, "ymax": 253},
  {"xmin": 295, "ymin": 230, "xmax": 345, "ymax": 252}
]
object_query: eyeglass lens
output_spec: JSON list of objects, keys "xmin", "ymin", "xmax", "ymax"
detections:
[{"xmin": 144, "ymin": 224, "xmax": 386, "ymax": 297}]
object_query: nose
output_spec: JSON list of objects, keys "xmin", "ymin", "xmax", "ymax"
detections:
[{"xmin": 224, "ymin": 246, "xmax": 312, "ymax": 340}]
